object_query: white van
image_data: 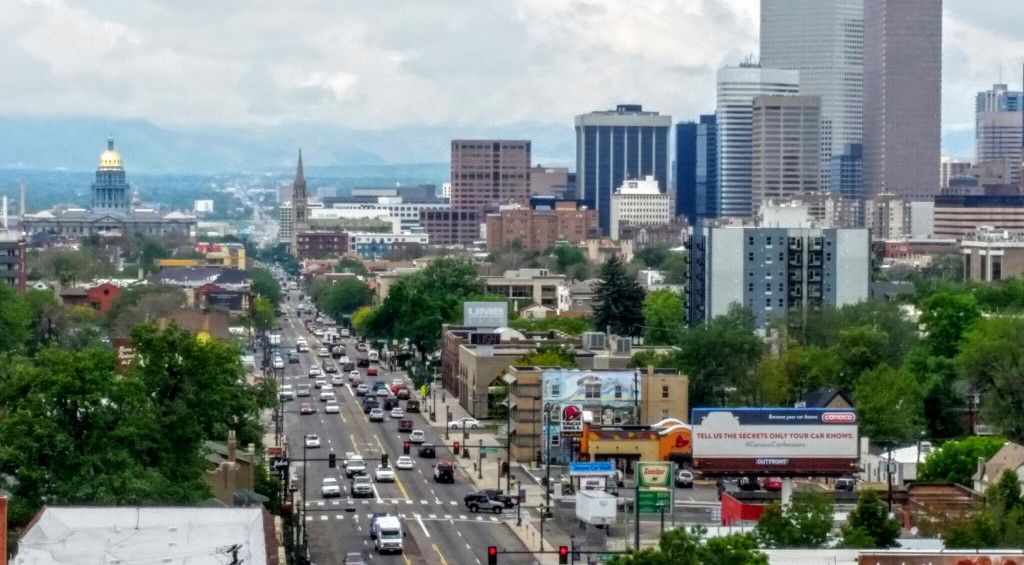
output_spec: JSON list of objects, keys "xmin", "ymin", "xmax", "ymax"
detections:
[
  {"xmin": 368, "ymin": 350, "xmax": 380, "ymax": 363},
  {"xmin": 371, "ymin": 514, "xmax": 404, "ymax": 554}
]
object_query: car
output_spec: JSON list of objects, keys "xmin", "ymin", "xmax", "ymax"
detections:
[
  {"xmin": 321, "ymin": 477, "xmax": 341, "ymax": 498},
  {"xmin": 390, "ymin": 407, "xmax": 405, "ymax": 419},
  {"xmin": 409, "ymin": 430, "xmax": 426, "ymax": 444},
  {"xmin": 762, "ymin": 477, "xmax": 783, "ymax": 492},
  {"xmin": 317, "ymin": 347, "xmax": 330, "ymax": 357},
  {"xmin": 299, "ymin": 403, "xmax": 316, "ymax": 415},
  {"xmin": 313, "ymin": 329, "xmax": 325, "ymax": 338},
  {"xmin": 351, "ymin": 474, "xmax": 373, "ymax": 497},
  {"xmin": 345, "ymin": 456, "xmax": 367, "ymax": 477},
  {"xmin": 356, "ymin": 342, "xmax": 367, "ymax": 352},
  {"xmin": 322, "ymin": 361, "xmax": 338, "ymax": 373},
  {"xmin": 367, "ymin": 368, "xmax": 379, "ymax": 376},
  {"xmin": 320, "ymin": 390, "xmax": 336, "ymax": 402},
  {"xmin": 449, "ymin": 418, "xmax": 482, "ymax": 430},
  {"xmin": 362, "ymin": 399, "xmax": 380, "ymax": 413},
  {"xmin": 375, "ymin": 388, "xmax": 390, "ymax": 398},
  {"xmin": 834, "ymin": 476, "xmax": 857, "ymax": 492},
  {"xmin": 288, "ymin": 352, "xmax": 301, "ymax": 364},
  {"xmin": 418, "ymin": 444, "xmax": 436, "ymax": 458},
  {"xmin": 343, "ymin": 552, "xmax": 368, "ymax": 565},
  {"xmin": 340, "ymin": 328, "xmax": 351, "ymax": 337},
  {"xmin": 395, "ymin": 456, "xmax": 414, "ymax": 470},
  {"xmin": 349, "ymin": 370, "xmax": 361, "ymax": 381},
  {"xmin": 322, "ymin": 383, "xmax": 334, "ymax": 391},
  {"xmin": 738, "ymin": 476, "xmax": 760, "ymax": 491},
  {"xmin": 405, "ymin": 399, "xmax": 420, "ymax": 412},
  {"xmin": 467, "ymin": 489, "xmax": 516, "ymax": 508},
  {"xmin": 339, "ymin": 355, "xmax": 350, "ymax": 364},
  {"xmin": 279, "ymin": 385, "xmax": 294, "ymax": 401},
  {"xmin": 357, "ymin": 358, "xmax": 370, "ymax": 368},
  {"xmin": 308, "ymin": 366, "xmax": 321, "ymax": 378},
  {"xmin": 325, "ymin": 401, "xmax": 340, "ymax": 414},
  {"xmin": 375, "ymin": 465, "xmax": 396, "ymax": 482},
  {"xmin": 314, "ymin": 378, "xmax": 327, "ymax": 389},
  {"xmin": 396, "ymin": 387, "xmax": 411, "ymax": 400},
  {"xmin": 717, "ymin": 479, "xmax": 741, "ymax": 500},
  {"xmin": 369, "ymin": 408, "xmax": 385, "ymax": 422},
  {"xmin": 465, "ymin": 494, "xmax": 503, "ymax": 513},
  {"xmin": 433, "ymin": 460, "xmax": 456, "ymax": 484},
  {"xmin": 675, "ymin": 469, "xmax": 694, "ymax": 488},
  {"xmin": 356, "ymin": 384, "xmax": 370, "ymax": 396},
  {"xmin": 272, "ymin": 358, "xmax": 284, "ymax": 370},
  {"xmin": 398, "ymin": 419, "xmax": 414, "ymax": 432},
  {"xmin": 331, "ymin": 375, "xmax": 346, "ymax": 386},
  {"xmin": 304, "ymin": 434, "xmax": 321, "ymax": 448}
]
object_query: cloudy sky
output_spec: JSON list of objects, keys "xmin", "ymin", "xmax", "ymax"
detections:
[{"xmin": 2, "ymin": 0, "xmax": 1021, "ymax": 142}]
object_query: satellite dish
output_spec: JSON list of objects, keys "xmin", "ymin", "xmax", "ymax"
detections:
[{"xmin": 910, "ymin": 526, "xmax": 919, "ymax": 536}]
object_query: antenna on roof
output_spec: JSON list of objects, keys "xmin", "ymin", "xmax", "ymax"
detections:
[{"xmin": 217, "ymin": 544, "xmax": 244, "ymax": 564}]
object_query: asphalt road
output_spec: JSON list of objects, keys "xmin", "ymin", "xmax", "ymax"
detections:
[{"xmin": 276, "ymin": 291, "xmax": 539, "ymax": 565}]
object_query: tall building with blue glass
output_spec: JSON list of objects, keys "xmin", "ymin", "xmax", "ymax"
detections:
[
  {"xmin": 575, "ymin": 105, "xmax": 671, "ymax": 234},
  {"xmin": 675, "ymin": 115, "xmax": 718, "ymax": 225}
]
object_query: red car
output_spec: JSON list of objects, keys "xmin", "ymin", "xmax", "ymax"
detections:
[
  {"xmin": 398, "ymin": 418, "xmax": 414, "ymax": 432},
  {"xmin": 299, "ymin": 403, "xmax": 317, "ymax": 415},
  {"xmin": 762, "ymin": 477, "xmax": 782, "ymax": 491},
  {"xmin": 367, "ymin": 368, "xmax": 378, "ymax": 376}
]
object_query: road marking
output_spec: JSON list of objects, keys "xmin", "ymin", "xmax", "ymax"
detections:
[
  {"xmin": 373, "ymin": 484, "xmax": 383, "ymax": 503},
  {"xmin": 449, "ymin": 500, "xmax": 457, "ymax": 505},
  {"xmin": 320, "ymin": 516, "xmax": 327, "ymax": 521},
  {"xmin": 416, "ymin": 514, "xmax": 431, "ymax": 538},
  {"xmin": 349, "ymin": 434, "xmax": 359, "ymax": 452},
  {"xmin": 432, "ymin": 543, "xmax": 449, "ymax": 565}
]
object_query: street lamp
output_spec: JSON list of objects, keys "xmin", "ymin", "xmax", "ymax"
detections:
[
  {"xmin": 516, "ymin": 479, "xmax": 522, "ymax": 527},
  {"xmin": 502, "ymin": 373, "xmax": 516, "ymax": 493},
  {"xmin": 540, "ymin": 402, "xmax": 556, "ymax": 552}
]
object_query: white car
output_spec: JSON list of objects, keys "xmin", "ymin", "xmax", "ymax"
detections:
[
  {"xmin": 390, "ymin": 407, "xmax": 405, "ymax": 419},
  {"xmin": 320, "ymin": 390, "xmax": 336, "ymax": 402},
  {"xmin": 369, "ymin": 408, "xmax": 385, "ymax": 422},
  {"xmin": 345, "ymin": 455, "xmax": 366, "ymax": 477},
  {"xmin": 317, "ymin": 347, "xmax": 330, "ymax": 357},
  {"xmin": 322, "ymin": 383, "xmax": 334, "ymax": 391},
  {"xmin": 308, "ymin": 366, "xmax": 321, "ymax": 377},
  {"xmin": 356, "ymin": 384, "xmax": 370, "ymax": 396},
  {"xmin": 349, "ymin": 370, "xmax": 361, "ymax": 380},
  {"xmin": 409, "ymin": 430, "xmax": 426, "ymax": 444},
  {"xmin": 340, "ymin": 328, "xmax": 351, "ymax": 337},
  {"xmin": 304, "ymin": 434, "xmax": 321, "ymax": 448},
  {"xmin": 325, "ymin": 401, "xmax": 340, "ymax": 414},
  {"xmin": 340, "ymin": 356, "xmax": 350, "ymax": 364},
  {"xmin": 449, "ymin": 418, "xmax": 482, "ymax": 429},
  {"xmin": 272, "ymin": 357, "xmax": 284, "ymax": 370},
  {"xmin": 375, "ymin": 465, "xmax": 396, "ymax": 482},
  {"xmin": 331, "ymin": 375, "xmax": 345, "ymax": 386},
  {"xmin": 321, "ymin": 477, "xmax": 341, "ymax": 498},
  {"xmin": 395, "ymin": 456, "xmax": 414, "ymax": 470},
  {"xmin": 313, "ymin": 328, "xmax": 325, "ymax": 337}
]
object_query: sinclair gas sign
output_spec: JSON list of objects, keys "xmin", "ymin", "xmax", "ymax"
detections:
[{"xmin": 691, "ymin": 408, "xmax": 858, "ymax": 475}]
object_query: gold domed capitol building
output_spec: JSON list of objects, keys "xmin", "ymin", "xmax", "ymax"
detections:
[{"xmin": 22, "ymin": 137, "xmax": 197, "ymax": 238}]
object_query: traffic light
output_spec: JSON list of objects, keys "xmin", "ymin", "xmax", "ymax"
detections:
[
  {"xmin": 328, "ymin": 453, "xmax": 336, "ymax": 468},
  {"xmin": 558, "ymin": 545, "xmax": 568, "ymax": 564},
  {"xmin": 403, "ymin": 442, "xmax": 410, "ymax": 455},
  {"xmin": 487, "ymin": 546, "xmax": 497, "ymax": 565},
  {"xmin": 453, "ymin": 441, "xmax": 460, "ymax": 455},
  {"xmin": 381, "ymin": 453, "xmax": 389, "ymax": 467}
]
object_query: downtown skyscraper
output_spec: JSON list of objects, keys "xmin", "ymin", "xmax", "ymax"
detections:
[
  {"xmin": 863, "ymin": 0, "xmax": 942, "ymax": 198},
  {"xmin": 761, "ymin": 0, "xmax": 864, "ymax": 189}
]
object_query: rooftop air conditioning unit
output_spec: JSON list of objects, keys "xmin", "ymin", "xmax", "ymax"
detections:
[
  {"xmin": 582, "ymin": 332, "xmax": 607, "ymax": 350},
  {"xmin": 614, "ymin": 337, "xmax": 632, "ymax": 355}
]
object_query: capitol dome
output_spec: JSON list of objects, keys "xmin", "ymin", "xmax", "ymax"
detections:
[{"xmin": 98, "ymin": 136, "xmax": 123, "ymax": 170}]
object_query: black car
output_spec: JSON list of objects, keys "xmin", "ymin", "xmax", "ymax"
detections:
[
  {"xmin": 357, "ymin": 358, "xmax": 370, "ymax": 368},
  {"xmin": 362, "ymin": 399, "xmax": 379, "ymax": 414},
  {"xmin": 738, "ymin": 476, "xmax": 760, "ymax": 491},
  {"xmin": 466, "ymin": 489, "xmax": 516, "ymax": 508},
  {"xmin": 418, "ymin": 444, "xmax": 436, "ymax": 458},
  {"xmin": 717, "ymin": 479, "xmax": 741, "ymax": 500}
]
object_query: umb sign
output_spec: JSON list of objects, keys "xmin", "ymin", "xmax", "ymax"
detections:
[
  {"xmin": 691, "ymin": 407, "xmax": 859, "ymax": 475},
  {"xmin": 463, "ymin": 301, "xmax": 508, "ymax": 328}
]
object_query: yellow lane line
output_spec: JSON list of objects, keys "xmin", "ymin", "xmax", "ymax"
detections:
[
  {"xmin": 432, "ymin": 543, "xmax": 449, "ymax": 565},
  {"xmin": 375, "ymin": 435, "xmax": 410, "ymax": 499}
]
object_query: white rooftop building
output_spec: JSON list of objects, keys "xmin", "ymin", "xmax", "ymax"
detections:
[{"xmin": 609, "ymin": 175, "xmax": 671, "ymax": 240}]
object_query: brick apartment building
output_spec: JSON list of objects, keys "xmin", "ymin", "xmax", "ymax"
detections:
[{"xmin": 485, "ymin": 201, "xmax": 598, "ymax": 251}]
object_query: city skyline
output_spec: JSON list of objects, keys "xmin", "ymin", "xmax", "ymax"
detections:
[{"xmin": 1, "ymin": 0, "xmax": 1019, "ymax": 151}]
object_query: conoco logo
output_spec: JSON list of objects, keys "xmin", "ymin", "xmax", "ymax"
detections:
[{"xmin": 822, "ymin": 412, "xmax": 856, "ymax": 423}]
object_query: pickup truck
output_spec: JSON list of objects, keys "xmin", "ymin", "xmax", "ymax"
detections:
[
  {"xmin": 351, "ymin": 474, "xmax": 374, "ymax": 498},
  {"xmin": 464, "ymin": 494, "xmax": 505, "ymax": 514},
  {"xmin": 465, "ymin": 489, "xmax": 517, "ymax": 508},
  {"xmin": 345, "ymin": 456, "xmax": 367, "ymax": 477}
]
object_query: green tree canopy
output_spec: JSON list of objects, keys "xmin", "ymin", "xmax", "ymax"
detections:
[
  {"xmin": 593, "ymin": 255, "xmax": 645, "ymax": 337},
  {"xmin": 0, "ymin": 282, "xmax": 31, "ymax": 353},
  {"xmin": 634, "ymin": 245, "xmax": 671, "ymax": 270},
  {"xmin": 918, "ymin": 436, "xmax": 1005, "ymax": 486},
  {"xmin": 853, "ymin": 365, "xmax": 923, "ymax": 444},
  {"xmin": 508, "ymin": 315, "xmax": 592, "ymax": 336},
  {"xmin": 841, "ymin": 491, "xmax": 901, "ymax": 548},
  {"xmin": 676, "ymin": 305, "xmax": 763, "ymax": 407},
  {"xmin": 335, "ymin": 257, "xmax": 369, "ymax": 276},
  {"xmin": 608, "ymin": 526, "xmax": 767, "ymax": 565},
  {"xmin": 105, "ymin": 284, "xmax": 186, "ymax": 338},
  {"xmin": 957, "ymin": 316, "xmax": 1024, "ymax": 443},
  {"xmin": 316, "ymin": 279, "xmax": 372, "ymax": 320},
  {"xmin": 661, "ymin": 251, "xmax": 687, "ymax": 285},
  {"xmin": 516, "ymin": 344, "xmax": 578, "ymax": 368},
  {"xmin": 755, "ymin": 491, "xmax": 835, "ymax": 549},
  {"xmin": 642, "ymin": 289, "xmax": 684, "ymax": 345},
  {"xmin": 919, "ymin": 291, "xmax": 981, "ymax": 358},
  {"xmin": 250, "ymin": 267, "xmax": 283, "ymax": 307}
]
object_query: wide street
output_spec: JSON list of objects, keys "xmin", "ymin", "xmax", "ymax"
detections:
[{"xmin": 275, "ymin": 289, "xmax": 538, "ymax": 564}]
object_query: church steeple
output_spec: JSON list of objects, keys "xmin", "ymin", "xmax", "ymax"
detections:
[
  {"xmin": 295, "ymin": 149, "xmax": 305, "ymax": 184},
  {"xmin": 293, "ymin": 149, "xmax": 307, "ymax": 200}
]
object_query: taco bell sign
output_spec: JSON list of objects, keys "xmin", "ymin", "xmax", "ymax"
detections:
[{"xmin": 463, "ymin": 301, "xmax": 508, "ymax": 328}]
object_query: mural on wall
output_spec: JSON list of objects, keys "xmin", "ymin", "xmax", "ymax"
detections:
[{"xmin": 542, "ymin": 370, "xmax": 640, "ymax": 405}]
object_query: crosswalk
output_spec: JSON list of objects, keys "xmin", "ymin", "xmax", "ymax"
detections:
[{"xmin": 304, "ymin": 511, "xmax": 520, "ymax": 524}]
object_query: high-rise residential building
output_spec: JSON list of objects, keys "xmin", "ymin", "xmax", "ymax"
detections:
[
  {"xmin": 685, "ymin": 224, "xmax": 869, "ymax": 330},
  {"xmin": 609, "ymin": 176, "xmax": 672, "ymax": 240},
  {"xmin": 863, "ymin": 0, "xmax": 942, "ymax": 199},
  {"xmin": 575, "ymin": 105, "xmax": 671, "ymax": 234},
  {"xmin": 441, "ymin": 140, "xmax": 530, "ymax": 244},
  {"xmin": 752, "ymin": 95, "xmax": 822, "ymax": 207},
  {"xmin": 290, "ymin": 150, "xmax": 308, "ymax": 256},
  {"xmin": 760, "ymin": 0, "xmax": 864, "ymax": 188},
  {"xmin": 674, "ymin": 115, "xmax": 719, "ymax": 225},
  {"xmin": 717, "ymin": 66, "xmax": 801, "ymax": 219}
]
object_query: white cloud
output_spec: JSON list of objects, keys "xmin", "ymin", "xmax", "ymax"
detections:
[{"xmin": 0, "ymin": 0, "xmax": 1018, "ymax": 143}]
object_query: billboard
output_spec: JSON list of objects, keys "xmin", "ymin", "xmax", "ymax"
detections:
[
  {"xmin": 463, "ymin": 301, "xmax": 508, "ymax": 328},
  {"xmin": 561, "ymin": 404, "xmax": 584, "ymax": 437},
  {"xmin": 691, "ymin": 408, "xmax": 858, "ymax": 475}
]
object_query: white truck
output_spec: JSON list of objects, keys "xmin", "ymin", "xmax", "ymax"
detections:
[
  {"xmin": 370, "ymin": 514, "xmax": 405, "ymax": 554},
  {"xmin": 575, "ymin": 490, "xmax": 617, "ymax": 528}
]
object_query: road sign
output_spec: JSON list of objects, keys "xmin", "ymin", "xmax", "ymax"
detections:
[
  {"xmin": 637, "ymin": 488, "xmax": 672, "ymax": 514},
  {"xmin": 599, "ymin": 555, "xmax": 617, "ymax": 562},
  {"xmin": 481, "ymin": 447, "xmax": 499, "ymax": 453},
  {"xmin": 568, "ymin": 461, "xmax": 615, "ymax": 476}
]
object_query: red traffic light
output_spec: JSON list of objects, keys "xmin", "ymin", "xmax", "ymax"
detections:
[
  {"xmin": 453, "ymin": 441, "xmax": 461, "ymax": 455},
  {"xmin": 488, "ymin": 546, "xmax": 497, "ymax": 555},
  {"xmin": 403, "ymin": 442, "xmax": 411, "ymax": 455},
  {"xmin": 487, "ymin": 545, "xmax": 497, "ymax": 565},
  {"xmin": 558, "ymin": 545, "xmax": 568, "ymax": 564}
]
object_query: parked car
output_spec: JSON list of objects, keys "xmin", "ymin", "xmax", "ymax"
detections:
[
  {"xmin": 717, "ymin": 479, "xmax": 741, "ymax": 500},
  {"xmin": 738, "ymin": 476, "xmax": 760, "ymax": 491},
  {"xmin": 834, "ymin": 476, "xmax": 857, "ymax": 492},
  {"xmin": 762, "ymin": 477, "xmax": 783, "ymax": 492},
  {"xmin": 464, "ymin": 494, "xmax": 504, "ymax": 513},
  {"xmin": 409, "ymin": 430, "xmax": 426, "ymax": 444},
  {"xmin": 449, "ymin": 418, "xmax": 482, "ymax": 429},
  {"xmin": 675, "ymin": 469, "xmax": 694, "ymax": 488}
]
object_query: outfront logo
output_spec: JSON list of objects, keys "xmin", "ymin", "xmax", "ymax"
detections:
[{"xmin": 821, "ymin": 412, "xmax": 856, "ymax": 423}]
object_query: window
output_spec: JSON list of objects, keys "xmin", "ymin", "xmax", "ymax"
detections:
[
  {"xmin": 661, "ymin": 385, "xmax": 669, "ymax": 399},
  {"xmin": 550, "ymin": 383, "xmax": 560, "ymax": 398},
  {"xmin": 584, "ymin": 383, "xmax": 601, "ymax": 399},
  {"xmin": 551, "ymin": 435, "xmax": 560, "ymax": 447},
  {"xmin": 766, "ymin": 236, "xmax": 772, "ymax": 246},
  {"xmin": 661, "ymin": 409, "xmax": 670, "ymax": 419},
  {"xmin": 748, "ymin": 252, "xmax": 754, "ymax": 262},
  {"xmin": 614, "ymin": 385, "xmax": 622, "ymax": 399}
]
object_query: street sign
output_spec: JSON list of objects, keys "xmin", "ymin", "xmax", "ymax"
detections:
[
  {"xmin": 599, "ymin": 554, "xmax": 617, "ymax": 562},
  {"xmin": 637, "ymin": 488, "xmax": 672, "ymax": 514},
  {"xmin": 569, "ymin": 461, "xmax": 615, "ymax": 476},
  {"xmin": 481, "ymin": 448, "xmax": 499, "ymax": 453}
]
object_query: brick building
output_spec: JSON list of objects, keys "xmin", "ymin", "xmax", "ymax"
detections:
[
  {"xmin": 296, "ymin": 230, "xmax": 349, "ymax": 260},
  {"xmin": 485, "ymin": 201, "xmax": 598, "ymax": 251}
]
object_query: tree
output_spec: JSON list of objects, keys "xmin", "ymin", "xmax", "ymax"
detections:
[
  {"xmin": 608, "ymin": 526, "xmax": 767, "ymax": 565},
  {"xmin": 252, "ymin": 296, "xmax": 275, "ymax": 332},
  {"xmin": 351, "ymin": 306, "xmax": 374, "ymax": 335},
  {"xmin": 661, "ymin": 251, "xmax": 687, "ymax": 285},
  {"xmin": 508, "ymin": 315, "xmax": 592, "ymax": 336},
  {"xmin": 841, "ymin": 491, "xmax": 901, "ymax": 548},
  {"xmin": 918, "ymin": 436, "xmax": 1005, "ymax": 486},
  {"xmin": 335, "ymin": 257, "xmax": 368, "ymax": 276},
  {"xmin": 755, "ymin": 491, "xmax": 835, "ymax": 548},
  {"xmin": 0, "ymin": 282, "xmax": 31, "ymax": 353},
  {"xmin": 919, "ymin": 291, "xmax": 981, "ymax": 358},
  {"xmin": 634, "ymin": 245, "xmax": 670, "ymax": 270},
  {"xmin": 853, "ymin": 365, "xmax": 923, "ymax": 444},
  {"xmin": 593, "ymin": 255, "xmax": 645, "ymax": 337},
  {"xmin": 675, "ymin": 305, "xmax": 764, "ymax": 407},
  {"xmin": 832, "ymin": 326, "xmax": 890, "ymax": 393},
  {"xmin": 642, "ymin": 289, "xmax": 684, "ymax": 345},
  {"xmin": 945, "ymin": 470, "xmax": 1024, "ymax": 549},
  {"xmin": 250, "ymin": 267, "xmax": 282, "ymax": 307},
  {"xmin": 317, "ymin": 279, "xmax": 372, "ymax": 320},
  {"xmin": 957, "ymin": 316, "xmax": 1024, "ymax": 443},
  {"xmin": 549, "ymin": 245, "xmax": 588, "ymax": 275},
  {"xmin": 516, "ymin": 345, "xmax": 578, "ymax": 368},
  {"xmin": 105, "ymin": 284, "xmax": 186, "ymax": 338}
]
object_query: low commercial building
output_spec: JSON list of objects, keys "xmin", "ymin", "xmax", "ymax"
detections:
[
  {"xmin": 609, "ymin": 176, "xmax": 671, "ymax": 241},
  {"xmin": 935, "ymin": 194, "xmax": 1024, "ymax": 240},
  {"xmin": 482, "ymin": 269, "xmax": 570, "ymax": 310},
  {"xmin": 960, "ymin": 227, "xmax": 1024, "ymax": 282}
]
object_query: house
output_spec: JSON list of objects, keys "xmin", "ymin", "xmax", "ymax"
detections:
[
  {"xmin": 568, "ymin": 279, "xmax": 599, "ymax": 313},
  {"xmin": 799, "ymin": 387, "xmax": 854, "ymax": 409},
  {"xmin": 204, "ymin": 430, "xmax": 258, "ymax": 506},
  {"xmin": 973, "ymin": 442, "xmax": 1024, "ymax": 493}
]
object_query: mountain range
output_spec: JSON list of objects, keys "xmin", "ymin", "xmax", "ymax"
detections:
[{"xmin": 0, "ymin": 116, "xmax": 973, "ymax": 174}]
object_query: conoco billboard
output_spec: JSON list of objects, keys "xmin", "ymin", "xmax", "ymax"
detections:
[{"xmin": 691, "ymin": 408, "xmax": 858, "ymax": 475}]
